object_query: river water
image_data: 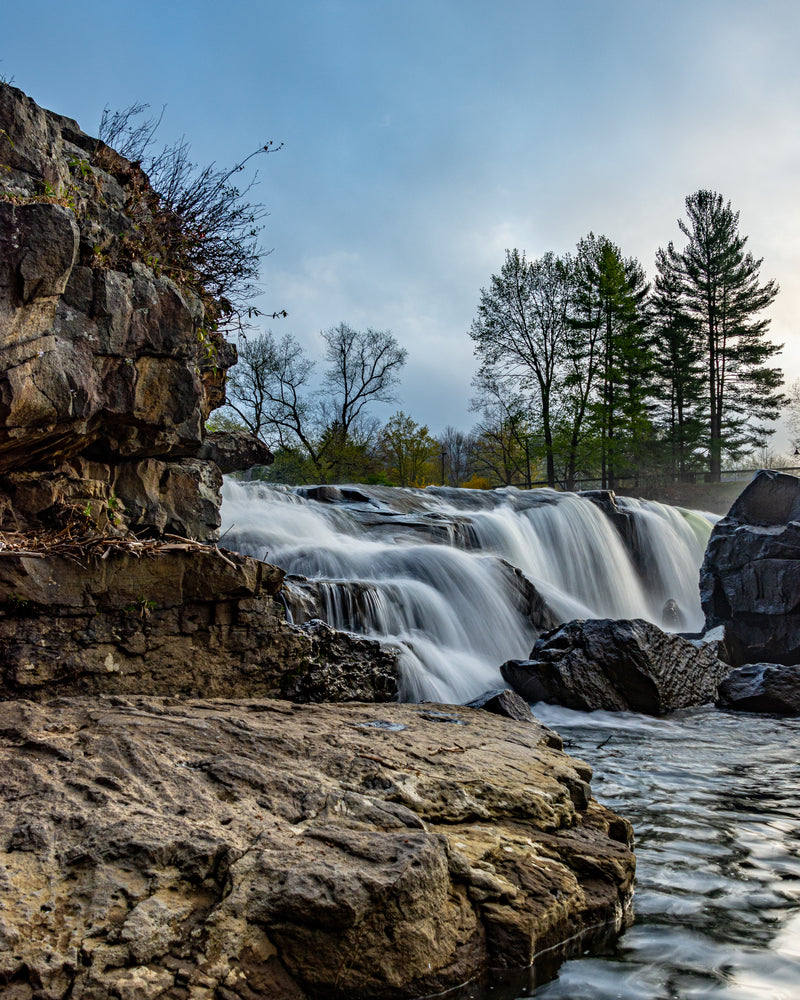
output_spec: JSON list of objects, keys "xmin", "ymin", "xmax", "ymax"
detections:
[
  {"xmin": 219, "ymin": 482, "xmax": 800, "ymax": 998},
  {"xmin": 513, "ymin": 705, "xmax": 800, "ymax": 1000},
  {"xmin": 220, "ymin": 481, "xmax": 714, "ymax": 703}
]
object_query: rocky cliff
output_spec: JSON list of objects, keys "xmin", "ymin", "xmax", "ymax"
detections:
[
  {"xmin": 0, "ymin": 85, "xmax": 636, "ymax": 998},
  {"xmin": 0, "ymin": 82, "xmax": 270, "ymax": 540}
]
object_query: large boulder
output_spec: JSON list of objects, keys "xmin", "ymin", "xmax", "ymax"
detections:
[
  {"xmin": 501, "ymin": 618, "xmax": 731, "ymax": 715},
  {"xmin": 0, "ymin": 696, "xmax": 634, "ymax": 999},
  {"xmin": 717, "ymin": 662, "xmax": 800, "ymax": 715},
  {"xmin": 700, "ymin": 470, "xmax": 800, "ymax": 665}
]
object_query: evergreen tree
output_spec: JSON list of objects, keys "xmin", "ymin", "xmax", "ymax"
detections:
[
  {"xmin": 674, "ymin": 190, "xmax": 784, "ymax": 481},
  {"xmin": 570, "ymin": 234, "xmax": 651, "ymax": 488},
  {"xmin": 650, "ymin": 242, "xmax": 706, "ymax": 480}
]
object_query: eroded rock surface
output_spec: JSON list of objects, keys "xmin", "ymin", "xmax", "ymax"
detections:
[
  {"xmin": 501, "ymin": 618, "xmax": 731, "ymax": 715},
  {"xmin": 0, "ymin": 83, "xmax": 270, "ymax": 540},
  {"xmin": 0, "ymin": 547, "xmax": 399, "ymax": 703},
  {"xmin": 0, "ymin": 697, "xmax": 634, "ymax": 1000},
  {"xmin": 700, "ymin": 470, "xmax": 800, "ymax": 666}
]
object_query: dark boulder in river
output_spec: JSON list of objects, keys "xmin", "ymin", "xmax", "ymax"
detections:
[
  {"xmin": 718, "ymin": 662, "xmax": 800, "ymax": 715},
  {"xmin": 501, "ymin": 618, "xmax": 731, "ymax": 715},
  {"xmin": 700, "ymin": 470, "xmax": 800, "ymax": 666}
]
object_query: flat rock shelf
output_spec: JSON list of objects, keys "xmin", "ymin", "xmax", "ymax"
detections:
[{"xmin": 0, "ymin": 696, "xmax": 634, "ymax": 1000}]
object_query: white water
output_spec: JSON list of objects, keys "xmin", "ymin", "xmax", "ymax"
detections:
[{"xmin": 220, "ymin": 482, "xmax": 717, "ymax": 702}]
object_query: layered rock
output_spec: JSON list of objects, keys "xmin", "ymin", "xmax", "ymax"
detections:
[
  {"xmin": 0, "ymin": 83, "xmax": 270, "ymax": 540},
  {"xmin": 0, "ymin": 545, "xmax": 398, "ymax": 703},
  {"xmin": 700, "ymin": 470, "xmax": 800, "ymax": 666},
  {"xmin": 501, "ymin": 618, "xmax": 731, "ymax": 715},
  {"xmin": 0, "ymin": 696, "xmax": 634, "ymax": 1000}
]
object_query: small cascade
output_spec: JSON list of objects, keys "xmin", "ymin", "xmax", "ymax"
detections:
[{"xmin": 220, "ymin": 481, "xmax": 716, "ymax": 702}]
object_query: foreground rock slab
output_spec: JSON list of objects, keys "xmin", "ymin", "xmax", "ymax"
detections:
[
  {"xmin": 700, "ymin": 470, "xmax": 800, "ymax": 666},
  {"xmin": 502, "ymin": 618, "xmax": 731, "ymax": 715},
  {"xmin": 0, "ymin": 697, "xmax": 634, "ymax": 1000}
]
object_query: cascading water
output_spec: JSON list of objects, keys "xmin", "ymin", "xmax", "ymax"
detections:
[{"xmin": 220, "ymin": 481, "xmax": 716, "ymax": 702}]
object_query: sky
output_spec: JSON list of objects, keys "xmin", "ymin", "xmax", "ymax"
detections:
[{"xmin": 4, "ymin": 0, "xmax": 800, "ymax": 445}]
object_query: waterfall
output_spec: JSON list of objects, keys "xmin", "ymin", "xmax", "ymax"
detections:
[{"xmin": 220, "ymin": 482, "xmax": 717, "ymax": 703}]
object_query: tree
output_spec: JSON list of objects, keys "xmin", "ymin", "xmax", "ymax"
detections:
[
  {"xmin": 320, "ymin": 323, "xmax": 408, "ymax": 439},
  {"xmin": 469, "ymin": 249, "xmax": 573, "ymax": 487},
  {"xmin": 438, "ymin": 425, "xmax": 476, "ymax": 486},
  {"xmin": 222, "ymin": 324, "xmax": 407, "ymax": 483},
  {"xmin": 786, "ymin": 379, "xmax": 800, "ymax": 454},
  {"xmin": 378, "ymin": 413, "xmax": 438, "ymax": 486},
  {"xmin": 649, "ymin": 243, "xmax": 706, "ymax": 480},
  {"xmin": 569, "ymin": 234, "xmax": 652, "ymax": 488},
  {"xmin": 224, "ymin": 330, "xmax": 320, "ymax": 458},
  {"xmin": 672, "ymin": 190, "xmax": 784, "ymax": 480}
]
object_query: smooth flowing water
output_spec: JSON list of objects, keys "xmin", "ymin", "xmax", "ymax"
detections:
[
  {"xmin": 220, "ymin": 481, "xmax": 715, "ymax": 702},
  {"xmin": 492, "ymin": 706, "xmax": 800, "ymax": 1000}
]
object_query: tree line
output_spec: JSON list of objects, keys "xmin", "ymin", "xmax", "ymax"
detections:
[
  {"xmin": 218, "ymin": 189, "xmax": 791, "ymax": 488},
  {"xmin": 470, "ymin": 189, "xmax": 785, "ymax": 488}
]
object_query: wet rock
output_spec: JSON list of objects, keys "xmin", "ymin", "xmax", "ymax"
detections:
[
  {"xmin": 298, "ymin": 484, "xmax": 373, "ymax": 504},
  {"xmin": 279, "ymin": 619, "xmax": 399, "ymax": 702},
  {"xmin": 0, "ymin": 696, "xmax": 634, "ymax": 999},
  {"xmin": 662, "ymin": 598, "xmax": 684, "ymax": 629},
  {"xmin": 501, "ymin": 618, "xmax": 731, "ymax": 715},
  {"xmin": 700, "ymin": 470, "xmax": 800, "ymax": 665},
  {"xmin": 717, "ymin": 663, "xmax": 800, "ymax": 715}
]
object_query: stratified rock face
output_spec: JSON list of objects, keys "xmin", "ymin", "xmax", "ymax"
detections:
[
  {"xmin": 0, "ymin": 84, "xmax": 270, "ymax": 539},
  {"xmin": 0, "ymin": 547, "xmax": 400, "ymax": 703},
  {"xmin": 718, "ymin": 663, "xmax": 800, "ymax": 715},
  {"xmin": 700, "ymin": 470, "xmax": 800, "ymax": 666},
  {"xmin": 501, "ymin": 618, "xmax": 730, "ymax": 715},
  {"xmin": 0, "ymin": 697, "xmax": 634, "ymax": 1000}
]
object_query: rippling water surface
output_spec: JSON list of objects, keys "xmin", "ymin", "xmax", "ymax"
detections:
[{"xmin": 507, "ymin": 706, "xmax": 800, "ymax": 999}]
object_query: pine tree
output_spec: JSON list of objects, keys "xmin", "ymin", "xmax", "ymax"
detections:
[
  {"xmin": 674, "ymin": 191, "xmax": 784, "ymax": 481},
  {"xmin": 650, "ymin": 242, "xmax": 706, "ymax": 480},
  {"xmin": 570, "ymin": 234, "xmax": 651, "ymax": 489}
]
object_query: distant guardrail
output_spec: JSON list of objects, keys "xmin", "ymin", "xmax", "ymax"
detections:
[{"xmin": 529, "ymin": 468, "xmax": 800, "ymax": 491}]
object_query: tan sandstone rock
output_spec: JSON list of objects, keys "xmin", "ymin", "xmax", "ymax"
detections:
[{"xmin": 0, "ymin": 697, "xmax": 634, "ymax": 999}]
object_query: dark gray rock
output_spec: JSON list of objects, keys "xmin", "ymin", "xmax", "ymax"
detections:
[
  {"xmin": 298, "ymin": 484, "xmax": 373, "ymax": 504},
  {"xmin": 700, "ymin": 470, "xmax": 800, "ymax": 666},
  {"xmin": 279, "ymin": 619, "xmax": 400, "ymax": 703},
  {"xmin": 466, "ymin": 688, "xmax": 534, "ymax": 725},
  {"xmin": 501, "ymin": 618, "xmax": 731, "ymax": 715},
  {"xmin": 197, "ymin": 429, "xmax": 274, "ymax": 473},
  {"xmin": 717, "ymin": 663, "xmax": 800, "ymax": 715}
]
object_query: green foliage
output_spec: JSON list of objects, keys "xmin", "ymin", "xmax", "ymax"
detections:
[
  {"xmin": 667, "ymin": 190, "xmax": 784, "ymax": 480},
  {"xmin": 468, "ymin": 192, "xmax": 784, "ymax": 488},
  {"xmin": 470, "ymin": 249, "xmax": 573, "ymax": 487},
  {"xmin": 378, "ymin": 412, "xmax": 438, "ymax": 486}
]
